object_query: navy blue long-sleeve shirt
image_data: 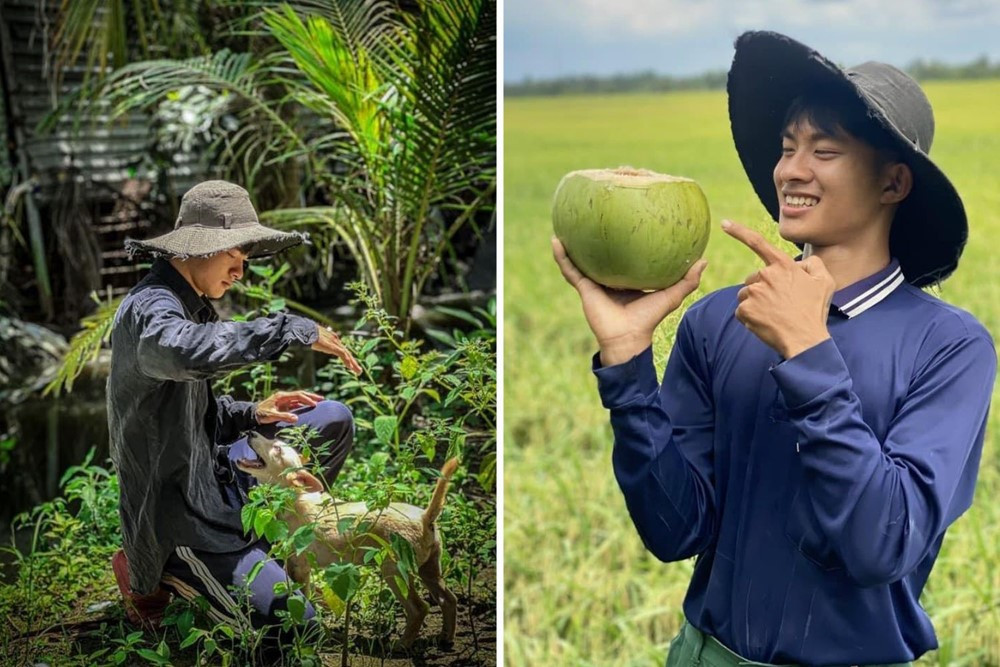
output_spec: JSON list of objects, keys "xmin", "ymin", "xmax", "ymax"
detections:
[{"xmin": 594, "ymin": 260, "xmax": 996, "ymax": 664}]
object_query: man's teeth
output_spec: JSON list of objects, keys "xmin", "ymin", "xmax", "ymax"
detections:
[{"xmin": 785, "ymin": 195, "xmax": 819, "ymax": 207}]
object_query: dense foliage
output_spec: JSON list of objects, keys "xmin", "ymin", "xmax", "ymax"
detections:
[{"xmin": 1, "ymin": 286, "xmax": 496, "ymax": 664}]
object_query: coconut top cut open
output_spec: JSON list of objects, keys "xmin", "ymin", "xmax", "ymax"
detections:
[
  {"xmin": 566, "ymin": 167, "xmax": 696, "ymax": 189},
  {"xmin": 551, "ymin": 166, "xmax": 711, "ymax": 290}
]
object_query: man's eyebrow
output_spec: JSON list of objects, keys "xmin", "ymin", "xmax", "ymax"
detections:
[{"xmin": 780, "ymin": 128, "xmax": 842, "ymax": 143}]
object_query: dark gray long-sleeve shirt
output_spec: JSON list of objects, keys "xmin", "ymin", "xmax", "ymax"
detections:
[{"xmin": 107, "ymin": 258, "xmax": 319, "ymax": 594}]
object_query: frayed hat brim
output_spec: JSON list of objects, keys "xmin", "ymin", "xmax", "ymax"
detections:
[{"xmin": 125, "ymin": 225, "xmax": 308, "ymax": 260}]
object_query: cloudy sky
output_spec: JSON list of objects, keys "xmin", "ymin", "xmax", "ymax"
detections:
[{"xmin": 504, "ymin": 0, "xmax": 1000, "ymax": 82}]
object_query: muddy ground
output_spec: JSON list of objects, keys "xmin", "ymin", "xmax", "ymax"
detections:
[{"xmin": 6, "ymin": 577, "xmax": 496, "ymax": 666}]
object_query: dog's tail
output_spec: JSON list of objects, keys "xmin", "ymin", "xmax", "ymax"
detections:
[{"xmin": 423, "ymin": 458, "xmax": 459, "ymax": 530}]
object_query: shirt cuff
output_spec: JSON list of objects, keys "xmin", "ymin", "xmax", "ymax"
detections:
[
  {"xmin": 770, "ymin": 338, "xmax": 850, "ymax": 409},
  {"xmin": 286, "ymin": 314, "xmax": 320, "ymax": 345},
  {"xmin": 592, "ymin": 345, "xmax": 659, "ymax": 409},
  {"xmin": 231, "ymin": 400, "xmax": 259, "ymax": 430}
]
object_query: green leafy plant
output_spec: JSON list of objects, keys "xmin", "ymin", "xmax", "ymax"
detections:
[
  {"xmin": 319, "ymin": 283, "xmax": 496, "ymax": 480},
  {"xmin": 53, "ymin": 0, "xmax": 496, "ymax": 330}
]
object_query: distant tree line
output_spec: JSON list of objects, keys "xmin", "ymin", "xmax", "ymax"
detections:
[{"xmin": 505, "ymin": 55, "xmax": 1000, "ymax": 97}]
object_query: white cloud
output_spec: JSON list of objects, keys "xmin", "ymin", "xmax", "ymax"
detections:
[
  {"xmin": 572, "ymin": 0, "xmax": 722, "ymax": 36},
  {"xmin": 504, "ymin": 0, "xmax": 1000, "ymax": 80},
  {"xmin": 508, "ymin": 0, "xmax": 1000, "ymax": 37}
]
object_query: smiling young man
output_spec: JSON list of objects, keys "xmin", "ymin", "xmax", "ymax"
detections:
[
  {"xmin": 554, "ymin": 32, "xmax": 996, "ymax": 666},
  {"xmin": 107, "ymin": 180, "xmax": 363, "ymax": 632}
]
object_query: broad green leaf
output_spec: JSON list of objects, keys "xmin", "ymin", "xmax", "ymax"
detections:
[
  {"xmin": 324, "ymin": 562, "xmax": 361, "ymax": 602},
  {"xmin": 136, "ymin": 649, "xmax": 170, "ymax": 665},
  {"xmin": 241, "ymin": 505, "xmax": 257, "ymax": 534},
  {"xmin": 287, "ymin": 595, "xmax": 306, "ymax": 624},
  {"xmin": 374, "ymin": 415, "xmax": 398, "ymax": 445},
  {"xmin": 253, "ymin": 511, "xmax": 271, "ymax": 539},
  {"xmin": 419, "ymin": 434, "xmax": 437, "ymax": 462},
  {"xmin": 263, "ymin": 517, "xmax": 289, "ymax": 543},
  {"xmin": 318, "ymin": 580, "xmax": 346, "ymax": 617},
  {"xmin": 337, "ymin": 516, "xmax": 356, "ymax": 535},
  {"xmin": 368, "ymin": 451, "xmax": 389, "ymax": 476},
  {"xmin": 292, "ymin": 525, "xmax": 316, "ymax": 554},
  {"xmin": 180, "ymin": 629, "xmax": 203, "ymax": 649}
]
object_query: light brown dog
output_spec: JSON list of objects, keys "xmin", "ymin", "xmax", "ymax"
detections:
[{"xmin": 235, "ymin": 432, "xmax": 459, "ymax": 647}]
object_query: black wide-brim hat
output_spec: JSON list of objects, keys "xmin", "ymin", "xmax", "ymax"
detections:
[{"xmin": 728, "ymin": 31, "xmax": 967, "ymax": 288}]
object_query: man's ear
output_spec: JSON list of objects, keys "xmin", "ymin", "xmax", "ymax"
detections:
[
  {"xmin": 286, "ymin": 469, "xmax": 324, "ymax": 493},
  {"xmin": 881, "ymin": 162, "xmax": 913, "ymax": 205}
]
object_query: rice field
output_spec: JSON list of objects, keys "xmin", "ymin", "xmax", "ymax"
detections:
[{"xmin": 503, "ymin": 81, "xmax": 1000, "ymax": 666}]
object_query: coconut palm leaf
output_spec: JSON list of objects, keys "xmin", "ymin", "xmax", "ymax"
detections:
[
  {"xmin": 95, "ymin": 49, "xmax": 310, "ymax": 187},
  {"xmin": 261, "ymin": 206, "xmax": 384, "ymax": 304},
  {"xmin": 384, "ymin": 0, "xmax": 497, "ymax": 316},
  {"xmin": 50, "ymin": 0, "xmax": 210, "ymax": 87},
  {"xmin": 263, "ymin": 5, "xmax": 388, "ymax": 172},
  {"xmin": 51, "ymin": 0, "xmax": 128, "ymax": 85},
  {"xmin": 43, "ymin": 294, "xmax": 122, "ymax": 397},
  {"xmin": 224, "ymin": 0, "xmax": 396, "ymax": 55}
]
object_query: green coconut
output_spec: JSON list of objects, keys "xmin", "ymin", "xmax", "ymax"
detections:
[{"xmin": 552, "ymin": 167, "xmax": 711, "ymax": 290}]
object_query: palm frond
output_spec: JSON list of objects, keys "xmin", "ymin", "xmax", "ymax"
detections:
[
  {"xmin": 390, "ymin": 0, "xmax": 496, "ymax": 206},
  {"xmin": 386, "ymin": 0, "xmax": 497, "ymax": 315},
  {"xmin": 97, "ymin": 49, "xmax": 309, "ymax": 184},
  {"xmin": 49, "ymin": 0, "xmax": 210, "ymax": 87},
  {"xmin": 263, "ymin": 5, "xmax": 388, "ymax": 167},
  {"xmin": 43, "ymin": 295, "xmax": 123, "ymax": 397},
  {"xmin": 261, "ymin": 206, "xmax": 385, "ymax": 304}
]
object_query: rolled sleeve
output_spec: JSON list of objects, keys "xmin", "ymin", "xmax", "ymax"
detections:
[{"xmin": 216, "ymin": 396, "xmax": 258, "ymax": 444}]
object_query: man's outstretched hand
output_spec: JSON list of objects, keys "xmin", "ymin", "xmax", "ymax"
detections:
[
  {"xmin": 256, "ymin": 390, "xmax": 325, "ymax": 425},
  {"xmin": 552, "ymin": 236, "xmax": 707, "ymax": 367},
  {"xmin": 722, "ymin": 219, "xmax": 834, "ymax": 359},
  {"xmin": 311, "ymin": 325, "xmax": 363, "ymax": 375}
]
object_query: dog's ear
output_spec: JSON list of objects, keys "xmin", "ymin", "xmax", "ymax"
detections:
[{"xmin": 287, "ymin": 470, "xmax": 324, "ymax": 493}]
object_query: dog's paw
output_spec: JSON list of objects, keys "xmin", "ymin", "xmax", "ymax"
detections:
[{"xmin": 436, "ymin": 634, "xmax": 456, "ymax": 651}]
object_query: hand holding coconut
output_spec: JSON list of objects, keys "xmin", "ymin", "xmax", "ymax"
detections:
[
  {"xmin": 552, "ymin": 236, "xmax": 707, "ymax": 366},
  {"xmin": 723, "ymin": 220, "xmax": 835, "ymax": 359}
]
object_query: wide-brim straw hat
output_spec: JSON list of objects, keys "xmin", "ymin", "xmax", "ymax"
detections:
[
  {"xmin": 727, "ymin": 31, "xmax": 966, "ymax": 288},
  {"xmin": 124, "ymin": 180, "xmax": 307, "ymax": 260}
]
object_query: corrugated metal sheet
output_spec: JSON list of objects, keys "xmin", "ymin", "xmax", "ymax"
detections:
[{"xmin": 0, "ymin": 0, "xmax": 209, "ymax": 302}]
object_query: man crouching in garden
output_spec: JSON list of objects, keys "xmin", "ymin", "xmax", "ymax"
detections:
[{"xmin": 106, "ymin": 180, "xmax": 363, "ymax": 634}]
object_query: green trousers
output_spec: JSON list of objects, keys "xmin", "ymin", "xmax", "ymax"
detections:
[{"xmin": 665, "ymin": 622, "xmax": 913, "ymax": 667}]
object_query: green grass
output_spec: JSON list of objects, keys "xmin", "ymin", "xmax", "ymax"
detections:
[{"xmin": 503, "ymin": 81, "xmax": 1000, "ymax": 666}]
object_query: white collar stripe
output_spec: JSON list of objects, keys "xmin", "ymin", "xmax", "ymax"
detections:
[
  {"xmin": 841, "ymin": 271, "xmax": 905, "ymax": 318},
  {"xmin": 839, "ymin": 266, "xmax": 904, "ymax": 312}
]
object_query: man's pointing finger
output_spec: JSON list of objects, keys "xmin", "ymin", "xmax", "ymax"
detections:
[{"xmin": 721, "ymin": 220, "xmax": 793, "ymax": 267}]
